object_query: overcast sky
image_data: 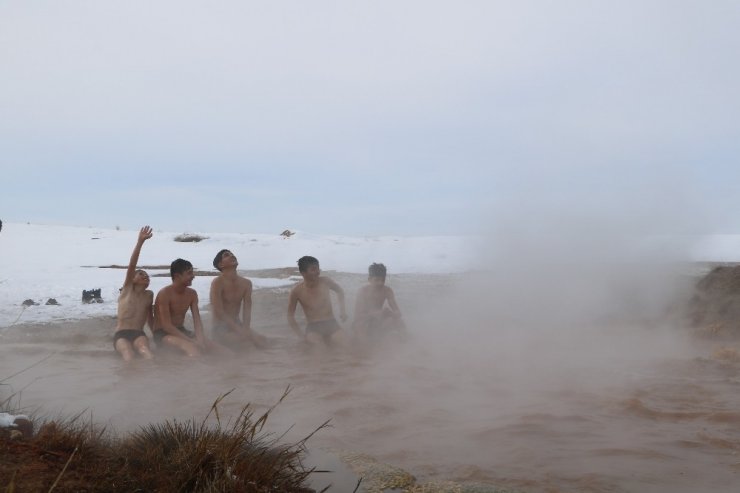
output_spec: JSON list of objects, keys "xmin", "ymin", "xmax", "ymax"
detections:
[{"xmin": 1, "ymin": 1, "xmax": 739, "ymax": 236}]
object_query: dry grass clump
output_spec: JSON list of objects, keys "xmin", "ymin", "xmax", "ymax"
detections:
[
  {"xmin": 1, "ymin": 389, "xmax": 325, "ymax": 492},
  {"xmin": 174, "ymin": 233, "xmax": 209, "ymax": 242}
]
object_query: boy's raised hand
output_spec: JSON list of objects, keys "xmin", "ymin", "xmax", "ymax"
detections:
[{"xmin": 138, "ymin": 226, "xmax": 153, "ymax": 242}]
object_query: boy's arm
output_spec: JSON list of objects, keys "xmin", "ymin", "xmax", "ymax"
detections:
[
  {"xmin": 190, "ymin": 291, "xmax": 206, "ymax": 343},
  {"xmin": 146, "ymin": 292, "xmax": 155, "ymax": 333},
  {"xmin": 352, "ymin": 287, "xmax": 368, "ymax": 330},
  {"xmin": 124, "ymin": 226, "xmax": 152, "ymax": 286},
  {"xmin": 242, "ymin": 279, "xmax": 253, "ymax": 330},
  {"xmin": 386, "ymin": 287, "xmax": 402, "ymax": 316},
  {"xmin": 325, "ymin": 278, "xmax": 347, "ymax": 321},
  {"xmin": 287, "ymin": 288, "xmax": 303, "ymax": 338}
]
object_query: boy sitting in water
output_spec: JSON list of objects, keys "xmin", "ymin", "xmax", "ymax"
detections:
[
  {"xmin": 352, "ymin": 263, "xmax": 405, "ymax": 341},
  {"xmin": 209, "ymin": 249, "xmax": 267, "ymax": 348},
  {"xmin": 114, "ymin": 226, "xmax": 155, "ymax": 362},
  {"xmin": 287, "ymin": 256, "xmax": 348, "ymax": 345},
  {"xmin": 153, "ymin": 258, "xmax": 227, "ymax": 357}
]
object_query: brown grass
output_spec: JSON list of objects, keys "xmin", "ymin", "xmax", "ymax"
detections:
[{"xmin": 1, "ymin": 388, "xmax": 327, "ymax": 492}]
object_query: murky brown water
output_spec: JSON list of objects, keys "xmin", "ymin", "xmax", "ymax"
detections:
[{"xmin": 2, "ymin": 272, "xmax": 740, "ymax": 492}]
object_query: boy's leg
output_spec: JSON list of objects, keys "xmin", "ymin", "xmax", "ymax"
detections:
[
  {"xmin": 305, "ymin": 331, "xmax": 323, "ymax": 344},
  {"xmin": 247, "ymin": 329, "xmax": 269, "ymax": 348},
  {"xmin": 204, "ymin": 337, "xmax": 235, "ymax": 357},
  {"xmin": 133, "ymin": 335, "xmax": 154, "ymax": 359},
  {"xmin": 161, "ymin": 335, "xmax": 201, "ymax": 357},
  {"xmin": 114, "ymin": 339, "xmax": 136, "ymax": 362},
  {"xmin": 329, "ymin": 328, "xmax": 348, "ymax": 348},
  {"xmin": 214, "ymin": 329, "xmax": 242, "ymax": 345}
]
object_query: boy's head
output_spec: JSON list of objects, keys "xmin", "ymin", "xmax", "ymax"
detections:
[
  {"xmin": 298, "ymin": 256, "xmax": 320, "ymax": 280},
  {"xmin": 213, "ymin": 249, "xmax": 236, "ymax": 271},
  {"xmin": 368, "ymin": 262, "xmax": 387, "ymax": 285},
  {"xmin": 170, "ymin": 258, "xmax": 194, "ymax": 284},
  {"xmin": 133, "ymin": 269, "xmax": 150, "ymax": 288}
]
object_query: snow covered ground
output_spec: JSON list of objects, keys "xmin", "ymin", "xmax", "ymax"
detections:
[
  {"xmin": 2, "ymin": 222, "xmax": 739, "ymax": 327},
  {"xmin": 0, "ymin": 222, "xmax": 474, "ymax": 326}
]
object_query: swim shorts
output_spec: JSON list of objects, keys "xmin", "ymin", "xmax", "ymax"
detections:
[
  {"xmin": 113, "ymin": 329, "xmax": 147, "ymax": 347},
  {"xmin": 305, "ymin": 318, "xmax": 341, "ymax": 343}
]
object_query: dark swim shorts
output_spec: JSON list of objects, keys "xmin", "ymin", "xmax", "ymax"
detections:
[
  {"xmin": 305, "ymin": 318, "xmax": 341, "ymax": 343},
  {"xmin": 113, "ymin": 329, "xmax": 147, "ymax": 347},
  {"xmin": 153, "ymin": 326, "xmax": 195, "ymax": 345}
]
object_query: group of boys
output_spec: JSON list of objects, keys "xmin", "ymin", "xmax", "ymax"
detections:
[{"xmin": 113, "ymin": 226, "xmax": 404, "ymax": 362}]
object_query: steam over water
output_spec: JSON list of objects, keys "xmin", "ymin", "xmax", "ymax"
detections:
[{"xmin": 2, "ymin": 271, "xmax": 740, "ymax": 492}]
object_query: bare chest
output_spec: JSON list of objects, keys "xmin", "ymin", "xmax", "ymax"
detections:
[
  {"xmin": 219, "ymin": 279, "xmax": 247, "ymax": 305},
  {"xmin": 298, "ymin": 284, "xmax": 332, "ymax": 310}
]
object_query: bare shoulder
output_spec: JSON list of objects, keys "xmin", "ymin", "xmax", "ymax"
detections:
[
  {"xmin": 185, "ymin": 287, "xmax": 199, "ymax": 299},
  {"xmin": 384, "ymin": 286, "xmax": 395, "ymax": 296},
  {"xmin": 156, "ymin": 285, "xmax": 171, "ymax": 301},
  {"xmin": 211, "ymin": 276, "xmax": 222, "ymax": 289},
  {"xmin": 320, "ymin": 277, "xmax": 338, "ymax": 288},
  {"xmin": 239, "ymin": 276, "xmax": 252, "ymax": 289},
  {"xmin": 290, "ymin": 281, "xmax": 305, "ymax": 295}
]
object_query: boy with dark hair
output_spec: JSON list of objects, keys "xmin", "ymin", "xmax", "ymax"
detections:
[
  {"xmin": 287, "ymin": 256, "xmax": 348, "ymax": 345},
  {"xmin": 352, "ymin": 262, "xmax": 405, "ymax": 341},
  {"xmin": 210, "ymin": 249, "xmax": 267, "ymax": 348},
  {"xmin": 153, "ymin": 258, "xmax": 224, "ymax": 357},
  {"xmin": 113, "ymin": 226, "xmax": 155, "ymax": 362}
]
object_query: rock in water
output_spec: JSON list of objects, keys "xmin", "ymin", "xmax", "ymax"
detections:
[{"xmin": 689, "ymin": 266, "xmax": 740, "ymax": 336}]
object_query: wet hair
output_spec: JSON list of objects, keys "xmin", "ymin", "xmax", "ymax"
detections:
[
  {"xmin": 298, "ymin": 255, "xmax": 319, "ymax": 273},
  {"xmin": 368, "ymin": 263, "xmax": 387, "ymax": 279},
  {"xmin": 213, "ymin": 249, "xmax": 231, "ymax": 271},
  {"xmin": 170, "ymin": 258, "xmax": 193, "ymax": 280}
]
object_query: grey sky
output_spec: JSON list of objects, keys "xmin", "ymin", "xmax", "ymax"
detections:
[{"xmin": 1, "ymin": 1, "xmax": 739, "ymax": 235}]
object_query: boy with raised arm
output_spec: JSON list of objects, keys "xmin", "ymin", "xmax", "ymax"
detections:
[
  {"xmin": 352, "ymin": 263, "xmax": 406, "ymax": 342},
  {"xmin": 153, "ymin": 258, "xmax": 224, "ymax": 357},
  {"xmin": 287, "ymin": 256, "xmax": 347, "ymax": 345},
  {"xmin": 210, "ymin": 249, "xmax": 267, "ymax": 348},
  {"xmin": 114, "ymin": 226, "xmax": 155, "ymax": 362}
]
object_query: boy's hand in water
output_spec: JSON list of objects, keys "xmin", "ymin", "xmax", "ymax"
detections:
[{"xmin": 195, "ymin": 335, "xmax": 207, "ymax": 349}]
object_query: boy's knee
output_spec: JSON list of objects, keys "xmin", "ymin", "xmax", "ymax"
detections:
[
  {"xmin": 118, "ymin": 347, "xmax": 134, "ymax": 361},
  {"xmin": 138, "ymin": 347, "xmax": 154, "ymax": 358}
]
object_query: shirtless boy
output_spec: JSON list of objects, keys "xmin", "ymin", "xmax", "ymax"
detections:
[
  {"xmin": 153, "ymin": 258, "xmax": 221, "ymax": 357},
  {"xmin": 114, "ymin": 226, "xmax": 155, "ymax": 362},
  {"xmin": 209, "ymin": 249, "xmax": 267, "ymax": 348},
  {"xmin": 352, "ymin": 263, "xmax": 405, "ymax": 341},
  {"xmin": 287, "ymin": 256, "xmax": 347, "ymax": 345}
]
